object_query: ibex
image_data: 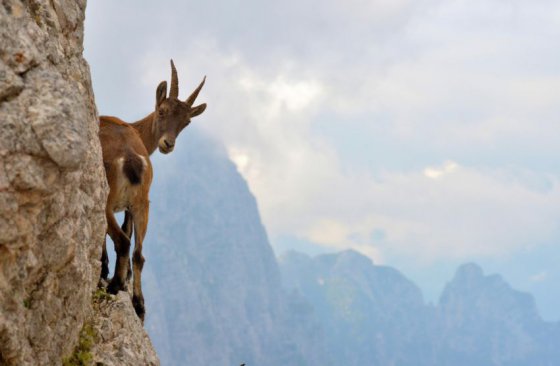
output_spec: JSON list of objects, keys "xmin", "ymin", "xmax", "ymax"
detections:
[{"xmin": 98, "ymin": 60, "xmax": 206, "ymax": 320}]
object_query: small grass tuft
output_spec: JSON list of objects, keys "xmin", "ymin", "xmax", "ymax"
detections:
[
  {"xmin": 62, "ymin": 322, "xmax": 97, "ymax": 366},
  {"xmin": 92, "ymin": 287, "xmax": 112, "ymax": 302}
]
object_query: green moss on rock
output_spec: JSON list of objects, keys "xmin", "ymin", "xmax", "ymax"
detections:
[{"xmin": 62, "ymin": 323, "xmax": 96, "ymax": 366}]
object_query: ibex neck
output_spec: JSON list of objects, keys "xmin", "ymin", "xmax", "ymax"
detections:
[{"xmin": 131, "ymin": 112, "xmax": 158, "ymax": 155}]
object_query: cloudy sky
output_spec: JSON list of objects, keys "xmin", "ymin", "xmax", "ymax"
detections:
[{"xmin": 85, "ymin": 0, "xmax": 560, "ymax": 319}]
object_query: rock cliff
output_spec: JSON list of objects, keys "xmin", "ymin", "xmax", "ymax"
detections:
[
  {"xmin": 0, "ymin": 1, "xmax": 158, "ymax": 365},
  {"xmin": 142, "ymin": 131, "xmax": 325, "ymax": 366}
]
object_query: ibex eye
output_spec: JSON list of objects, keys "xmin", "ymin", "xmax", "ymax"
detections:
[{"xmin": 158, "ymin": 110, "xmax": 164, "ymax": 116}]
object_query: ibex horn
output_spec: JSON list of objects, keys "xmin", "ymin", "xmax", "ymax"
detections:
[
  {"xmin": 169, "ymin": 59, "xmax": 179, "ymax": 99},
  {"xmin": 186, "ymin": 76, "xmax": 206, "ymax": 108}
]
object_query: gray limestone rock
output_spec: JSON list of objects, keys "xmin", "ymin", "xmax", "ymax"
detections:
[
  {"xmin": 0, "ymin": 1, "xmax": 159, "ymax": 365},
  {"xmin": 90, "ymin": 292, "xmax": 160, "ymax": 366}
]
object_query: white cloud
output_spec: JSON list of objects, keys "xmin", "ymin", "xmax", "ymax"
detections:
[
  {"xmin": 424, "ymin": 161, "xmax": 458, "ymax": 179},
  {"xmin": 264, "ymin": 161, "xmax": 560, "ymax": 264},
  {"xmin": 530, "ymin": 271, "xmax": 548, "ymax": 283}
]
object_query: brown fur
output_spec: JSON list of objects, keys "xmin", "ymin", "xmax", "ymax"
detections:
[{"xmin": 98, "ymin": 60, "xmax": 206, "ymax": 321}]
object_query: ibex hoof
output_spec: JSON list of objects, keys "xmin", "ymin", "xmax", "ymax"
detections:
[
  {"xmin": 107, "ymin": 277, "xmax": 126, "ymax": 294},
  {"xmin": 132, "ymin": 295, "xmax": 145, "ymax": 322},
  {"xmin": 100, "ymin": 269, "xmax": 109, "ymax": 281}
]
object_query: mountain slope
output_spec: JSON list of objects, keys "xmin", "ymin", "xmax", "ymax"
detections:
[
  {"xmin": 143, "ymin": 130, "xmax": 323, "ymax": 366},
  {"xmin": 280, "ymin": 250, "xmax": 436, "ymax": 366}
]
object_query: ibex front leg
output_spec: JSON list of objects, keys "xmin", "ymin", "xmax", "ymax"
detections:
[
  {"xmin": 106, "ymin": 209, "xmax": 131, "ymax": 294},
  {"xmin": 131, "ymin": 202, "xmax": 149, "ymax": 321}
]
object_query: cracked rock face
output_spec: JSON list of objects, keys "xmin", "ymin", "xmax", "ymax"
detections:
[
  {"xmin": 0, "ymin": 1, "xmax": 157, "ymax": 365},
  {"xmin": 0, "ymin": 0, "xmax": 107, "ymax": 364}
]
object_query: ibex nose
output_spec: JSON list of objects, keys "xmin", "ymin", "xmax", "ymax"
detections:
[{"xmin": 163, "ymin": 139, "xmax": 174, "ymax": 149}]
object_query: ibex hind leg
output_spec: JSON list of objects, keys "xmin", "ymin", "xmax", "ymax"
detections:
[
  {"xmin": 131, "ymin": 202, "xmax": 149, "ymax": 321},
  {"xmin": 121, "ymin": 210, "xmax": 134, "ymax": 282},
  {"xmin": 100, "ymin": 237, "xmax": 109, "ymax": 280},
  {"xmin": 106, "ymin": 209, "xmax": 131, "ymax": 294},
  {"xmin": 98, "ymin": 237, "xmax": 110, "ymax": 288}
]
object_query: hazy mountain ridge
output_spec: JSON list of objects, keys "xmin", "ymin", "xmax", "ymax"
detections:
[
  {"xmin": 281, "ymin": 252, "xmax": 560, "ymax": 366},
  {"xmin": 143, "ymin": 130, "xmax": 560, "ymax": 366},
  {"xmin": 436, "ymin": 263, "xmax": 560, "ymax": 366},
  {"xmin": 280, "ymin": 250, "xmax": 437, "ymax": 366}
]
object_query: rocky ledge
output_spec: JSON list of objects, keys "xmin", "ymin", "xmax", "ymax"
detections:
[{"xmin": 63, "ymin": 290, "xmax": 159, "ymax": 366}]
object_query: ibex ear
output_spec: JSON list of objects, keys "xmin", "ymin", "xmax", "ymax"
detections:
[
  {"xmin": 156, "ymin": 81, "xmax": 167, "ymax": 107},
  {"xmin": 190, "ymin": 103, "xmax": 207, "ymax": 117}
]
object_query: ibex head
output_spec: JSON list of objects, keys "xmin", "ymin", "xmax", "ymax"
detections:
[{"xmin": 153, "ymin": 59, "xmax": 207, "ymax": 154}]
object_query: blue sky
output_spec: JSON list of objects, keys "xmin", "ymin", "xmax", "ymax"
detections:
[{"xmin": 85, "ymin": 0, "xmax": 560, "ymax": 320}]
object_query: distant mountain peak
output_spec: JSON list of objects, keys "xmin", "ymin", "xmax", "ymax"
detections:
[
  {"xmin": 336, "ymin": 249, "xmax": 374, "ymax": 266},
  {"xmin": 454, "ymin": 262, "xmax": 484, "ymax": 280}
]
